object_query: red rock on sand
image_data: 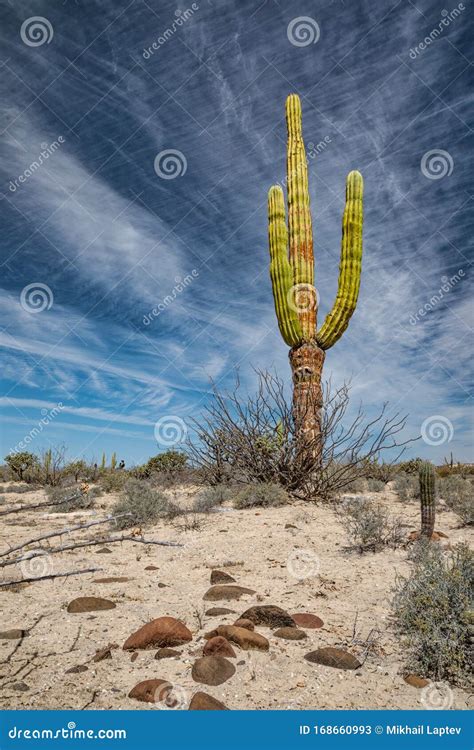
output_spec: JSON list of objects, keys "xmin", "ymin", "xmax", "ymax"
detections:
[{"xmin": 123, "ymin": 616, "xmax": 192, "ymax": 650}]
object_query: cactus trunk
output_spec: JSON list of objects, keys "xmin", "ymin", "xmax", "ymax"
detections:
[
  {"xmin": 419, "ymin": 461, "xmax": 436, "ymax": 538},
  {"xmin": 290, "ymin": 343, "xmax": 325, "ymax": 457}
]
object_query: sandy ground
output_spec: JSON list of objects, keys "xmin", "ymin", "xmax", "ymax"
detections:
[{"xmin": 0, "ymin": 482, "xmax": 472, "ymax": 711}]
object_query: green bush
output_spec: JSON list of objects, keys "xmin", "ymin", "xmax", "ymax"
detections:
[
  {"xmin": 146, "ymin": 451, "xmax": 187, "ymax": 474},
  {"xmin": 233, "ymin": 483, "xmax": 289, "ymax": 509},
  {"xmin": 45, "ymin": 485, "xmax": 98, "ymax": 511},
  {"xmin": 4, "ymin": 452, "xmax": 38, "ymax": 482},
  {"xmin": 99, "ymin": 470, "xmax": 129, "ymax": 493},
  {"xmin": 393, "ymin": 542, "xmax": 473, "ymax": 684},
  {"xmin": 339, "ymin": 496, "xmax": 405, "ymax": 553},
  {"xmin": 111, "ymin": 479, "xmax": 180, "ymax": 529},
  {"xmin": 193, "ymin": 485, "xmax": 235, "ymax": 512}
]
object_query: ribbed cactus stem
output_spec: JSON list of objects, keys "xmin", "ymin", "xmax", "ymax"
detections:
[
  {"xmin": 268, "ymin": 186, "xmax": 303, "ymax": 347},
  {"xmin": 286, "ymin": 93, "xmax": 316, "ymax": 341},
  {"xmin": 419, "ymin": 461, "xmax": 436, "ymax": 538},
  {"xmin": 316, "ymin": 171, "xmax": 363, "ymax": 350}
]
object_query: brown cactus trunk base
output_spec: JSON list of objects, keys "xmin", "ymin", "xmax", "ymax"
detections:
[
  {"xmin": 421, "ymin": 500, "xmax": 435, "ymax": 539},
  {"xmin": 289, "ymin": 342, "xmax": 325, "ymax": 462}
]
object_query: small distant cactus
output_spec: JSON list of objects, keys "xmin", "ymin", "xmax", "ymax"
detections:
[
  {"xmin": 419, "ymin": 461, "xmax": 436, "ymax": 538},
  {"xmin": 100, "ymin": 452, "xmax": 106, "ymax": 471},
  {"xmin": 110, "ymin": 452, "xmax": 117, "ymax": 470}
]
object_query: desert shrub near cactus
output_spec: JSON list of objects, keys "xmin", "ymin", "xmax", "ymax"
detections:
[
  {"xmin": 393, "ymin": 473, "xmax": 418, "ymax": 502},
  {"xmin": 439, "ymin": 475, "xmax": 473, "ymax": 526},
  {"xmin": 193, "ymin": 485, "xmax": 235, "ymax": 513},
  {"xmin": 99, "ymin": 470, "xmax": 129, "ymax": 493},
  {"xmin": 393, "ymin": 541, "xmax": 473, "ymax": 684},
  {"xmin": 339, "ymin": 496, "xmax": 405, "ymax": 553},
  {"xmin": 45, "ymin": 484, "xmax": 99, "ymax": 511},
  {"xmin": 111, "ymin": 479, "xmax": 180, "ymax": 529},
  {"xmin": 233, "ymin": 483, "xmax": 289, "ymax": 510},
  {"xmin": 147, "ymin": 451, "xmax": 187, "ymax": 474}
]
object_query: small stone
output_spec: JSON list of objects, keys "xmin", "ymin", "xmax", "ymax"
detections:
[
  {"xmin": 123, "ymin": 616, "xmax": 192, "ymax": 650},
  {"xmin": 128, "ymin": 679, "xmax": 174, "ymax": 704},
  {"xmin": 203, "ymin": 636, "xmax": 236, "ymax": 658},
  {"xmin": 130, "ymin": 652, "xmax": 138, "ymax": 662},
  {"xmin": 191, "ymin": 656, "xmax": 236, "ymax": 686},
  {"xmin": 404, "ymin": 674, "xmax": 429, "ymax": 688},
  {"xmin": 233, "ymin": 618, "xmax": 254, "ymax": 631},
  {"xmin": 205, "ymin": 607, "xmax": 236, "ymax": 616},
  {"xmin": 11, "ymin": 682, "xmax": 29, "ymax": 691},
  {"xmin": 93, "ymin": 577, "xmax": 131, "ymax": 584},
  {"xmin": 66, "ymin": 664, "xmax": 88, "ymax": 674},
  {"xmin": 67, "ymin": 597, "xmax": 116, "ymax": 613},
  {"xmin": 144, "ymin": 565, "xmax": 159, "ymax": 570},
  {"xmin": 208, "ymin": 625, "xmax": 269, "ymax": 652},
  {"xmin": 95, "ymin": 547, "xmax": 113, "ymax": 554},
  {"xmin": 188, "ymin": 691, "xmax": 228, "ymax": 710},
  {"xmin": 93, "ymin": 643, "xmax": 118, "ymax": 662},
  {"xmin": 285, "ymin": 523, "xmax": 298, "ymax": 529},
  {"xmin": 203, "ymin": 585, "xmax": 255, "ymax": 601},
  {"xmin": 274, "ymin": 627, "xmax": 307, "ymax": 640},
  {"xmin": 155, "ymin": 648, "xmax": 181, "ymax": 660},
  {"xmin": 0, "ymin": 629, "xmax": 27, "ymax": 640},
  {"xmin": 304, "ymin": 647, "xmax": 361, "ymax": 670},
  {"xmin": 210, "ymin": 570, "xmax": 236, "ymax": 585},
  {"xmin": 292, "ymin": 613, "xmax": 324, "ymax": 629},
  {"xmin": 239, "ymin": 605, "xmax": 295, "ymax": 629}
]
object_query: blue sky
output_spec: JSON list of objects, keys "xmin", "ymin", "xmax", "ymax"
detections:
[{"xmin": 0, "ymin": 0, "xmax": 472, "ymax": 466}]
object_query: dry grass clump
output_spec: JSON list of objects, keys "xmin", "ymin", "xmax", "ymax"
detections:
[
  {"xmin": 111, "ymin": 479, "xmax": 180, "ymax": 529},
  {"xmin": 193, "ymin": 485, "xmax": 235, "ymax": 512},
  {"xmin": 438, "ymin": 476, "xmax": 473, "ymax": 526},
  {"xmin": 233, "ymin": 482, "xmax": 289, "ymax": 510},
  {"xmin": 339, "ymin": 496, "xmax": 405, "ymax": 553}
]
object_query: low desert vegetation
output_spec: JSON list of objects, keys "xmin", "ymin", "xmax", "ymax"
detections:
[
  {"xmin": 438, "ymin": 475, "xmax": 473, "ymax": 526},
  {"xmin": 233, "ymin": 482, "xmax": 289, "ymax": 509},
  {"xmin": 192, "ymin": 484, "xmax": 235, "ymax": 512},
  {"xmin": 111, "ymin": 479, "xmax": 180, "ymax": 529},
  {"xmin": 338, "ymin": 496, "xmax": 405, "ymax": 553},
  {"xmin": 393, "ymin": 541, "xmax": 474, "ymax": 685}
]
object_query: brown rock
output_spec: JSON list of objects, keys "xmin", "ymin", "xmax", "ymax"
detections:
[
  {"xmin": 285, "ymin": 523, "xmax": 298, "ymax": 529},
  {"xmin": 203, "ymin": 585, "xmax": 255, "ymax": 602},
  {"xmin": 130, "ymin": 652, "xmax": 138, "ymax": 662},
  {"xmin": 67, "ymin": 597, "xmax": 116, "ymax": 613},
  {"xmin": 188, "ymin": 691, "xmax": 228, "ymax": 710},
  {"xmin": 292, "ymin": 613, "xmax": 324, "ymax": 629},
  {"xmin": 233, "ymin": 618, "xmax": 254, "ymax": 631},
  {"xmin": 274, "ymin": 627, "xmax": 307, "ymax": 640},
  {"xmin": 128, "ymin": 679, "xmax": 174, "ymax": 704},
  {"xmin": 93, "ymin": 577, "xmax": 131, "ymax": 584},
  {"xmin": 404, "ymin": 674, "xmax": 429, "ymax": 688},
  {"xmin": 304, "ymin": 647, "xmax": 361, "ymax": 670},
  {"xmin": 155, "ymin": 648, "xmax": 181, "ymax": 660},
  {"xmin": 213, "ymin": 625, "xmax": 269, "ymax": 651},
  {"xmin": 123, "ymin": 617, "xmax": 192, "ymax": 650},
  {"xmin": 95, "ymin": 547, "xmax": 113, "ymax": 554},
  {"xmin": 145, "ymin": 565, "xmax": 159, "ymax": 570},
  {"xmin": 66, "ymin": 665, "xmax": 88, "ymax": 675},
  {"xmin": 203, "ymin": 636, "xmax": 236, "ymax": 658},
  {"xmin": 93, "ymin": 643, "xmax": 118, "ymax": 662},
  {"xmin": 239, "ymin": 605, "xmax": 295, "ymax": 629},
  {"xmin": 210, "ymin": 570, "xmax": 236, "ymax": 585},
  {"xmin": 191, "ymin": 656, "xmax": 236, "ymax": 686},
  {"xmin": 0, "ymin": 629, "xmax": 27, "ymax": 640},
  {"xmin": 205, "ymin": 607, "xmax": 235, "ymax": 616}
]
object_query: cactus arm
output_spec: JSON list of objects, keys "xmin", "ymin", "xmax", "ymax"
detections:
[
  {"xmin": 268, "ymin": 185, "xmax": 303, "ymax": 347},
  {"xmin": 286, "ymin": 94, "xmax": 316, "ymax": 340},
  {"xmin": 316, "ymin": 170, "xmax": 363, "ymax": 350}
]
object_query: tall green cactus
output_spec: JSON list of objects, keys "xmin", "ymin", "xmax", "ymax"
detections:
[
  {"xmin": 419, "ymin": 461, "xmax": 436, "ymax": 538},
  {"xmin": 268, "ymin": 94, "xmax": 364, "ymax": 455}
]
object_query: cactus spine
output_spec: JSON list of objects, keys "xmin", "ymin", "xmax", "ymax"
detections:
[
  {"xmin": 419, "ymin": 461, "xmax": 436, "ymax": 538},
  {"xmin": 268, "ymin": 94, "xmax": 364, "ymax": 454}
]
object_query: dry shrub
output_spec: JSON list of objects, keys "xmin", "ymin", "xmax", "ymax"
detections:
[
  {"xmin": 99, "ymin": 470, "xmax": 129, "ymax": 494},
  {"xmin": 339, "ymin": 496, "xmax": 405, "ymax": 553},
  {"xmin": 193, "ymin": 485, "xmax": 235, "ymax": 512},
  {"xmin": 393, "ymin": 541, "xmax": 473, "ymax": 684},
  {"xmin": 233, "ymin": 482, "xmax": 289, "ymax": 509},
  {"xmin": 438, "ymin": 476, "xmax": 473, "ymax": 526},
  {"xmin": 111, "ymin": 479, "xmax": 180, "ymax": 529},
  {"xmin": 393, "ymin": 473, "xmax": 418, "ymax": 502}
]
